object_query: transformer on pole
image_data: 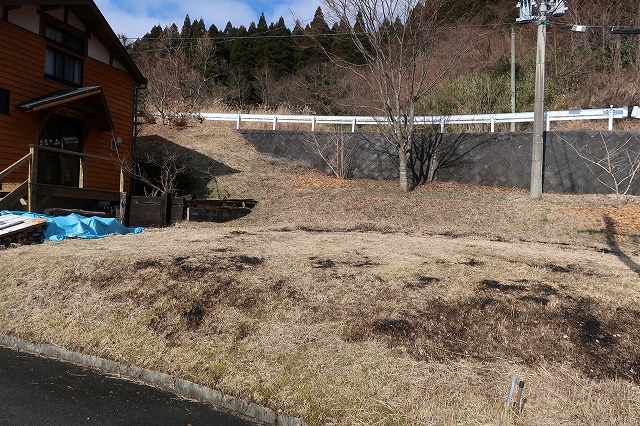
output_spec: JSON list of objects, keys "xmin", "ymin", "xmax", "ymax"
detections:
[{"xmin": 517, "ymin": 1, "xmax": 567, "ymax": 23}]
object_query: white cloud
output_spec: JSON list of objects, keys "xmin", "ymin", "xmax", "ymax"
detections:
[
  {"xmin": 95, "ymin": 0, "xmax": 321, "ymax": 39},
  {"xmin": 267, "ymin": 0, "xmax": 321, "ymax": 28},
  {"xmin": 170, "ymin": 0, "xmax": 259, "ymax": 29},
  {"xmin": 94, "ymin": 1, "xmax": 167, "ymax": 38}
]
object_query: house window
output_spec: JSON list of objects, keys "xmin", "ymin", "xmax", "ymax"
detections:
[
  {"xmin": 45, "ymin": 47, "xmax": 83, "ymax": 85},
  {"xmin": 0, "ymin": 88, "xmax": 9, "ymax": 115},
  {"xmin": 44, "ymin": 24, "xmax": 84, "ymax": 86},
  {"xmin": 44, "ymin": 25, "xmax": 84, "ymax": 54}
]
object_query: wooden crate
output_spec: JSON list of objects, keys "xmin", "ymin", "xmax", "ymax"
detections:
[
  {"xmin": 118, "ymin": 194, "xmax": 256, "ymax": 226},
  {"xmin": 186, "ymin": 199, "xmax": 257, "ymax": 223},
  {"xmin": 119, "ymin": 193, "xmax": 190, "ymax": 227}
]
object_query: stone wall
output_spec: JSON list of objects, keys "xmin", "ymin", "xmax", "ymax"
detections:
[{"xmin": 238, "ymin": 129, "xmax": 640, "ymax": 195}]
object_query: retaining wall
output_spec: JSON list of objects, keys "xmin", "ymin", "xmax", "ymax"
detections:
[{"xmin": 238, "ymin": 130, "xmax": 640, "ymax": 195}]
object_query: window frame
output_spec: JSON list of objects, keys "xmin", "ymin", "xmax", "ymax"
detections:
[
  {"xmin": 44, "ymin": 24, "xmax": 85, "ymax": 55},
  {"xmin": 45, "ymin": 46, "xmax": 84, "ymax": 86},
  {"xmin": 41, "ymin": 19, "xmax": 87, "ymax": 87}
]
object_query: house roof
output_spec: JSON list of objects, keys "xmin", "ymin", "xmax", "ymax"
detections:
[
  {"xmin": 0, "ymin": 0, "xmax": 146, "ymax": 85},
  {"xmin": 18, "ymin": 86, "xmax": 114, "ymax": 131}
]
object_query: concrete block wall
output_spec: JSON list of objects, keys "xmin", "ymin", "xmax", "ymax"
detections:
[
  {"xmin": 544, "ymin": 132, "xmax": 640, "ymax": 194},
  {"xmin": 238, "ymin": 129, "xmax": 640, "ymax": 195},
  {"xmin": 237, "ymin": 130, "xmax": 398, "ymax": 180}
]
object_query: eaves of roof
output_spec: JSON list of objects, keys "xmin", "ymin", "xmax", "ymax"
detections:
[
  {"xmin": 18, "ymin": 86, "xmax": 114, "ymax": 131},
  {"xmin": 0, "ymin": 0, "xmax": 147, "ymax": 85}
]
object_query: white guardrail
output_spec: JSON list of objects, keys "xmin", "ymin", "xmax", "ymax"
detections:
[{"xmin": 198, "ymin": 106, "xmax": 636, "ymax": 132}]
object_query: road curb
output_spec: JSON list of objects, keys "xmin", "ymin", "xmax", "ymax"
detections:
[{"xmin": 0, "ymin": 334, "xmax": 305, "ymax": 426}]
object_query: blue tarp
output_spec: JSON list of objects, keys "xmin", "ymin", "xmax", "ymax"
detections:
[{"xmin": 0, "ymin": 211, "xmax": 144, "ymax": 242}]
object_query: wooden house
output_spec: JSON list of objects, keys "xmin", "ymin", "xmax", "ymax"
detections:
[{"xmin": 0, "ymin": 0, "xmax": 146, "ymax": 213}]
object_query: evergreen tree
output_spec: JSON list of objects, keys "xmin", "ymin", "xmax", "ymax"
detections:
[
  {"xmin": 229, "ymin": 25, "xmax": 255, "ymax": 81},
  {"xmin": 207, "ymin": 23, "xmax": 226, "ymax": 70},
  {"xmin": 308, "ymin": 6, "xmax": 332, "ymax": 52},
  {"xmin": 352, "ymin": 12, "xmax": 372, "ymax": 58},
  {"xmin": 207, "ymin": 23, "xmax": 219, "ymax": 39},
  {"xmin": 291, "ymin": 21, "xmax": 305, "ymax": 70},
  {"xmin": 217, "ymin": 22, "xmax": 235, "ymax": 66},
  {"xmin": 302, "ymin": 63, "xmax": 345, "ymax": 115},
  {"xmin": 223, "ymin": 21, "xmax": 234, "ymax": 35},
  {"xmin": 295, "ymin": 7, "xmax": 332, "ymax": 70},
  {"xmin": 166, "ymin": 23, "xmax": 180, "ymax": 48},
  {"xmin": 268, "ymin": 17, "xmax": 295, "ymax": 77},
  {"xmin": 192, "ymin": 18, "xmax": 206, "ymax": 38},
  {"xmin": 180, "ymin": 15, "xmax": 192, "ymax": 39},
  {"xmin": 257, "ymin": 13, "xmax": 268, "ymax": 33},
  {"xmin": 252, "ymin": 13, "xmax": 272, "ymax": 72},
  {"xmin": 143, "ymin": 24, "xmax": 163, "ymax": 40},
  {"xmin": 330, "ymin": 18, "xmax": 364, "ymax": 64}
]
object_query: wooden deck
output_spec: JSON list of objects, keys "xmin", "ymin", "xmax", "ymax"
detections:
[
  {"xmin": 33, "ymin": 183, "xmax": 121, "ymax": 202},
  {"xmin": 1, "ymin": 145, "xmax": 124, "ymax": 213}
]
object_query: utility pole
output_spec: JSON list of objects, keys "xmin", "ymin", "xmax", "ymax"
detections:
[
  {"xmin": 516, "ymin": 0, "xmax": 567, "ymax": 199},
  {"xmin": 530, "ymin": 1, "xmax": 547, "ymax": 200}
]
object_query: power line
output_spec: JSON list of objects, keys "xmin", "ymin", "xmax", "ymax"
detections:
[
  {"xmin": 125, "ymin": 15, "xmax": 638, "ymax": 54},
  {"xmin": 126, "ymin": 21, "xmax": 523, "ymax": 46}
]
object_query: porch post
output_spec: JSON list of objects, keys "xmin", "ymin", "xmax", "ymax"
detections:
[
  {"xmin": 119, "ymin": 192, "xmax": 130, "ymax": 226},
  {"xmin": 79, "ymin": 156, "xmax": 87, "ymax": 188},
  {"xmin": 28, "ymin": 145, "xmax": 38, "ymax": 212},
  {"xmin": 119, "ymin": 166, "xmax": 125, "ymax": 193}
]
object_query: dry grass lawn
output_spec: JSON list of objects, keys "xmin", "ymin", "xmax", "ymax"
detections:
[{"xmin": 1, "ymin": 122, "xmax": 639, "ymax": 425}]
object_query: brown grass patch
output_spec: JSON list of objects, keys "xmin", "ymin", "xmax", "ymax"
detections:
[
  {"xmin": 1, "ymin": 123, "xmax": 639, "ymax": 425},
  {"xmin": 568, "ymin": 204, "xmax": 640, "ymax": 238},
  {"xmin": 293, "ymin": 169, "xmax": 385, "ymax": 189}
]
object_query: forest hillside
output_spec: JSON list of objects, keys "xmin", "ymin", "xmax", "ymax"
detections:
[{"xmin": 127, "ymin": 1, "xmax": 640, "ymax": 118}]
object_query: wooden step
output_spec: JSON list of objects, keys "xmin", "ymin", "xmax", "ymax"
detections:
[{"xmin": 0, "ymin": 180, "xmax": 28, "ymax": 211}]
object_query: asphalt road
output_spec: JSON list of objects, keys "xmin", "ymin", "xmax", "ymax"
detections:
[{"xmin": 0, "ymin": 345, "xmax": 258, "ymax": 425}]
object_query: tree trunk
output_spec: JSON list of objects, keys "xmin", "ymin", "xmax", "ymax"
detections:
[
  {"xmin": 398, "ymin": 145, "xmax": 409, "ymax": 192},
  {"xmin": 614, "ymin": 37, "xmax": 622, "ymax": 71},
  {"xmin": 637, "ymin": 4, "xmax": 640, "ymax": 67}
]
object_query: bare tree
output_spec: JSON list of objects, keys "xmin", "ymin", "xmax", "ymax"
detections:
[
  {"xmin": 226, "ymin": 70, "xmax": 252, "ymax": 110},
  {"xmin": 133, "ymin": 27, "xmax": 180, "ymax": 124},
  {"xmin": 304, "ymin": 132, "xmax": 355, "ymax": 178},
  {"xmin": 320, "ymin": 0, "xmax": 467, "ymax": 191},
  {"xmin": 200, "ymin": 168, "xmax": 231, "ymax": 200},
  {"xmin": 117, "ymin": 145, "xmax": 191, "ymax": 196},
  {"xmin": 182, "ymin": 35, "xmax": 223, "ymax": 111},
  {"xmin": 252, "ymin": 64, "xmax": 278, "ymax": 107},
  {"xmin": 134, "ymin": 28, "xmax": 220, "ymax": 123},
  {"xmin": 558, "ymin": 133, "xmax": 640, "ymax": 205},
  {"xmin": 136, "ymin": 42, "xmax": 183, "ymax": 124}
]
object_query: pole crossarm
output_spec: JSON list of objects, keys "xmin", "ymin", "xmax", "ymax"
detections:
[{"xmin": 611, "ymin": 27, "xmax": 640, "ymax": 35}]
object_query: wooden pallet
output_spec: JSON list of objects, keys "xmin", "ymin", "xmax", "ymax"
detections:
[{"xmin": 0, "ymin": 214, "xmax": 48, "ymax": 241}]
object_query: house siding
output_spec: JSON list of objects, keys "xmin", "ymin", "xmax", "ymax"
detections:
[
  {"xmin": 83, "ymin": 58, "xmax": 135, "ymax": 191},
  {"xmin": 0, "ymin": 20, "xmax": 45, "ymax": 183},
  {"xmin": 0, "ymin": 16, "xmax": 136, "ymax": 193}
]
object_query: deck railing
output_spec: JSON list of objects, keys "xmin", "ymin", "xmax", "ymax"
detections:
[{"xmin": 0, "ymin": 145, "xmax": 124, "ymax": 212}]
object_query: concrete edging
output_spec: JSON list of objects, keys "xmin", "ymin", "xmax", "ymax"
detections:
[{"xmin": 0, "ymin": 334, "xmax": 305, "ymax": 426}]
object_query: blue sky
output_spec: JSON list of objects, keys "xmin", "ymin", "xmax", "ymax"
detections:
[{"xmin": 94, "ymin": 0, "xmax": 322, "ymax": 39}]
